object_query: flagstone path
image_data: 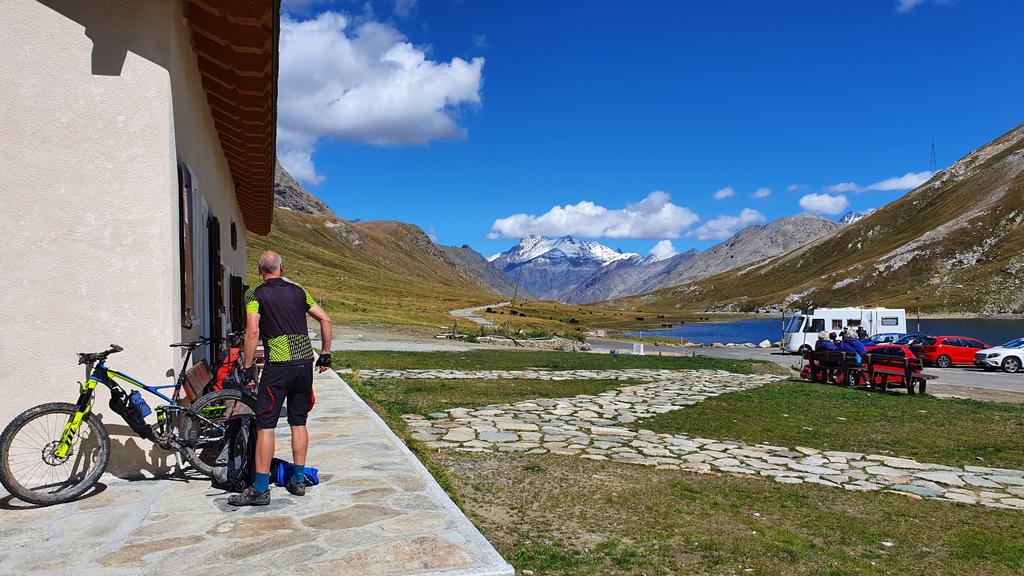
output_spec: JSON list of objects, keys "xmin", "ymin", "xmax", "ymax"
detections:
[
  {"xmin": 0, "ymin": 370, "xmax": 513, "ymax": 576},
  {"xmin": 349, "ymin": 368, "xmax": 1024, "ymax": 510}
]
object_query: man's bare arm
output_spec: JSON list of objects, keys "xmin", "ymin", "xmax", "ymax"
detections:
[
  {"xmin": 243, "ymin": 312, "xmax": 260, "ymax": 369},
  {"xmin": 308, "ymin": 304, "xmax": 332, "ymax": 353}
]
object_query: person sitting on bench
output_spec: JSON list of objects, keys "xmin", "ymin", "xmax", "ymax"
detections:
[
  {"xmin": 815, "ymin": 331, "xmax": 838, "ymax": 351},
  {"xmin": 839, "ymin": 330, "xmax": 868, "ymax": 363}
]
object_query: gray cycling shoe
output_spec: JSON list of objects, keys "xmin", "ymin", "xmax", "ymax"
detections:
[
  {"xmin": 228, "ymin": 487, "xmax": 270, "ymax": 507},
  {"xmin": 285, "ymin": 479, "xmax": 306, "ymax": 497}
]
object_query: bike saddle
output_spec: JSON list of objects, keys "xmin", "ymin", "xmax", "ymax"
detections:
[{"xmin": 169, "ymin": 338, "xmax": 210, "ymax": 350}]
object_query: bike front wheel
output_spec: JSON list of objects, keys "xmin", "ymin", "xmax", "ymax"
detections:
[
  {"xmin": 180, "ymin": 389, "xmax": 256, "ymax": 477},
  {"xmin": 0, "ymin": 402, "xmax": 110, "ymax": 506}
]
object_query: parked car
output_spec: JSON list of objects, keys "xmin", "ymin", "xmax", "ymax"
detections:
[
  {"xmin": 866, "ymin": 344, "xmax": 918, "ymax": 359},
  {"xmin": 861, "ymin": 333, "xmax": 905, "ymax": 346},
  {"xmin": 974, "ymin": 338, "xmax": 1024, "ymax": 373},
  {"xmin": 894, "ymin": 334, "xmax": 929, "ymax": 346},
  {"xmin": 915, "ymin": 336, "xmax": 990, "ymax": 368}
]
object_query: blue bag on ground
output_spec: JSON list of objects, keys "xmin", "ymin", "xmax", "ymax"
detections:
[{"xmin": 270, "ymin": 458, "xmax": 319, "ymax": 487}]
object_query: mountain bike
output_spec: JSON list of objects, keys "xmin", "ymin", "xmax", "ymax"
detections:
[{"xmin": 0, "ymin": 336, "xmax": 256, "ymax": 505}]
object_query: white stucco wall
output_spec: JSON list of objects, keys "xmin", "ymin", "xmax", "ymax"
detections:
[{"xmin": 0, "ymin": 1, "xmax": 249, "ymax": 476}]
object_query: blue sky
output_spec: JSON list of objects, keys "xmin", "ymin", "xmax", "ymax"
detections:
[{"xmin": 277, "ymin": 0, "xmax": 1024, "ymax": 260}]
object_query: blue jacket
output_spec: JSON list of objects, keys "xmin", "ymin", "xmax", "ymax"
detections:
[
  {"xmin": 815, "ymin": 339, "xmax": 838, "ymax": 351},
  {"xmin": 840, "ymin": 337, "xmax": 868, "ymax": 356}
]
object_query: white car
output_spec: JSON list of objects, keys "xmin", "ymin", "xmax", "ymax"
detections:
[{"xmin": 974, "ymin": 338, "xmax": 1024, "ymax": 373}]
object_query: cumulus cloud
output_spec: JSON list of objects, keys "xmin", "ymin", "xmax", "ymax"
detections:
[
  {"xmin": 896, "ymin": 0, "xmax": 926, "ymax": 13},
  {"xmin": 693, "ymin": 208, "xmax": 766, "ymax": 241},
  {"xmin": 786, "ymin": 184, "xmax": 807, "ymax": 193},
  {"xmin": 799, "ymin": 193, "xmax": 850, "ymax": 215},
  {"xmin": 277, "ymin": 12, "xmax": 485, "ymax": 183},
  {"xmin": 649, "ymin": 240, "xmax": 678, "ymax": 261},
  {"xmin": 425, "ymin": 227, "xmax": 439, "ymax": 243},
  {"xmin": 824, "ymin": 171, "xmax": 933, "ymax": 194},
  {"xmin": 713, "ymin": 186, "xmax": 735, "ymax": 200},
  {"xmin": 750, "ymin": 187, "xmax": 772, "ymax": 199},
  {"xmin": 487, "ymin": 191, "xmax": 700, "ymax": 240}
]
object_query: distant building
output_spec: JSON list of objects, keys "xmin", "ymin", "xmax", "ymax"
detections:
[{"xmin": 0, "ymin": 1, "xmax": 278, "ymax": 473}]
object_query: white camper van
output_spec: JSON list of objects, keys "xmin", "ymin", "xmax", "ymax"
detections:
[{"xmin": 782, "ymin": 307, "xmax": 907, "ymax": 353}]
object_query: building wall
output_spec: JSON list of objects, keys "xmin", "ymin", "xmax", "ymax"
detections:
[{"xmin": 0, "ymin": 1, "xmax": 248, "ymax": 477}]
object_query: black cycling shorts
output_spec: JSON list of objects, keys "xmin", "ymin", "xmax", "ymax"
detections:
[{"xmin": 256, "ymin": 362, "xmax": 315, "ymax": 429}]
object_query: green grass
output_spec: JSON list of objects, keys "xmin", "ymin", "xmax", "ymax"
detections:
[
  {"xmin": 635, "ymin": 379, "xmax": 1024, "ymax": 469},
  {"xmin": 443, "ymin": 452, "xmax": 1024, "ymax": 576},
  {"xmin": 357, "ymin": 377, "xmax": 636, "ymax": 417},
  {"xmin": 338, "ymin": 349, "xmax": 774, "ymax": 374}
]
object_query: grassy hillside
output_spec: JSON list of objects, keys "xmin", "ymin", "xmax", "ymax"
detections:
[
  {"xmin": 247, "ymin": 208, "xmax": 498, "ymax": 326},
  {"xmin": 611, "ymin": 123, "xmax": 1024, "ymax": 315}
]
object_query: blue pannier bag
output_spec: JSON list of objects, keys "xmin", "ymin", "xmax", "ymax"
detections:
[{"xmin": 271, "ymin": 458, "xmax": 320, "ymax": 487}]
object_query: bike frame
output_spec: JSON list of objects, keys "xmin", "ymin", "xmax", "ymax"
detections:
[{"xmin": 56, "ymin": 344, "xmax": 218, "ymax": 458}]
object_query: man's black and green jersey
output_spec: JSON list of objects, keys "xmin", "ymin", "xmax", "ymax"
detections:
[{"xmin": 245, "ymin": 278, "xmax": 316, "ymax": 364}]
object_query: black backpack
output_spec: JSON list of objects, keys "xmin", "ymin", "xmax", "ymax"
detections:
[{"xmin": 211, "ymin": 414, "xmax": 257, "ymax": 493}]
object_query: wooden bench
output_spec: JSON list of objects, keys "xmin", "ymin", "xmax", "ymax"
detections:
[
  {"xmin": 864, "ymin": 354, "xmax": 936, "ymax": 395},
  {"xmin": 801, "ymin": 350, "xmax": 864, "ymax": 387}
]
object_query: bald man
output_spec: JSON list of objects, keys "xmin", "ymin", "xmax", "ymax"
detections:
[{"xmin": 229, "ymin": 251, "xmax": 333, "ymax": 506}]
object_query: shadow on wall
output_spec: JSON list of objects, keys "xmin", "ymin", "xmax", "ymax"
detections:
[{"xmin": 37, "ymin": 0, "xmax": 172, "ymax": 76}]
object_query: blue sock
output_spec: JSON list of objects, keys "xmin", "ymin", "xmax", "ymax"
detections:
[
  {"xmin": 254, "ymin": 472, "xmax": 270, "ymax": 494},
  {"xmin": 292, "ymin": 464, "xmax": 305, "ymax": 483}
]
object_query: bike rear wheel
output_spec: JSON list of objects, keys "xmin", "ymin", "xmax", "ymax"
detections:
[
  {"xmin": 180, "ymin": 389, "xmax": 256, "ymax": 477},
  {"xmin": 0, "ymin": 402, "xmax": 110, "ymax": 506}
]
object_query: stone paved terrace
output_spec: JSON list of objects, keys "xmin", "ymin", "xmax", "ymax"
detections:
[
  {"xmin": 346, "ymin": 368, "xmax": 1024, "ymax": 510},
  {"xmin": 0, "ymin": 370, "xmax": 514, "ymax": 576}
]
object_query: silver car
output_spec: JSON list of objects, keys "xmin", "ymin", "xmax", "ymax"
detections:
[{"xmin": 974, "ymin": 338, "xmax": 1024, "ymax": 373}]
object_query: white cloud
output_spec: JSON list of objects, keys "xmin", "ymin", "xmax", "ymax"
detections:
[
  {"xmin": 713, "ymin": 186, "xmax": 735, "ymax": 200},
  {"xmin": 750, "ymin": 187, "xmax": 772, "ymax": 199},
  {"xmin": 693, "ymin": 208, "xmax": 766, "ymax": 241},
  {"xmin": 487, "ymin": 191, "xmax": 700, "ymax": 240},
  {"xmin": 277, "ymin": 12, "xmax": 485, "ymax": 183},
  {"xmin": 824, "ymin": 171, "xmax": 933, "ymax": 194},
  {"xmin": 799, "ymin": 193, "xmax": 850, "ymax": 215},
  {"xmin": 649, "ymin": 240, "xmax": 678, "ymax": 261},
  {"xmin": 896, "ymin": 0, "xmax": 926, "ymax": 13},
  {"xmin": 786, "ymin": 184, "xmax": 807, "ymax": 193},
  {"xmin": 425, "ymin": 227, "xmax": 439, "ymax": 243},
  {"xmin": 866, "ymin": 171, "xmax": 933, "ymax": 191},
  {"xmin": 824, "ymin": 182, "xmax": 861, "ymax": 194}
]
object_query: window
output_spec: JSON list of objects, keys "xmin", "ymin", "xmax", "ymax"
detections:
[
  {"xmin": 805, "ymin": 319, "xmax": 825, "ymax": 333},
  {"xmin": 230, "ymin": 222, "xmax": 238, "ymax": 250},
  {"xmin": 178, "ymin": 164, "xmax": 195, "ymax": 328},
  {"xmin": 847, "ymin": 319, "xmax": 861, "ymax": 328},
  {"xmin": 881, "ymin": 316, "xmax": 899, "ymax": 326},
  {"xmin": 964, "ymin": 340, "xmax": 985, "ymax": 349},
  {"xmin": 784, "ymin": 316, "xmax": 804, "ymax": 333},
  {"xmin": 831, "ymin": 320, "xmax": 843, "ymax": 330}
]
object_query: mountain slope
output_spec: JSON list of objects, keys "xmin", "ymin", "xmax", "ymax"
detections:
[
  {"xmin": 613, "ymin": 123, "xmax": 1024, "ymax": 314},
  {"xmin": 249, "ymin": 168, "xmax": 499, "ymax": 326},
  {"xmin": 559, "ymin": 251, "xmax": 698, "ymax": 304},
  {"xmin": 274, "ymin": 160, "xmax": 336, "ymax": 218},
  {"xmin": 654, "ymin": 214, "xmax": 843, "ymax": 289},
  {"xmin": 440, "ymin": 244, "xmax": 523, "ymax": 297},
  {"xmin": 560, "ymin": 215, "xmax": 840, "ymax": 304}
]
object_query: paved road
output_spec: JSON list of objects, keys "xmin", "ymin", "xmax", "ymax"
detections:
[
  {"xmin": 588, "ymin": 337, "xmax": 1024, "ymax": 395},
  {"xmin": 449, "ymin": 302, "xmax": 510, "ymax": 326}
]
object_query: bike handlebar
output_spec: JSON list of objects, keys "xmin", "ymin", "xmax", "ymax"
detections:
[{"xmin": 77, "ymin": 344, "xmax": 123, "ymax": 365}]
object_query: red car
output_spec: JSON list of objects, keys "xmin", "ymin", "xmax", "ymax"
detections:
[
  {"xmin": 914, "ymin": 336, "xmax": 989, "ymax": 368},
  {"xmin": 865, "ymin": 344, "xmax": 918, "ymax": 359}
]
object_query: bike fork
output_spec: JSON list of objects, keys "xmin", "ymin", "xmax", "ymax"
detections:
[{"xmin": 55, "ymin": 383, "xmax": 97, "ymax": 458}]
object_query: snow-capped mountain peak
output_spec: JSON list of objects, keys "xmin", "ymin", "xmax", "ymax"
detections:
[
  {"xmin": 500, "ymin": 236, "xmax": 638, "ymax": 266},
  {"xmin": 839, "ymin": 209, "xmax": 876, "ymax": 225}
]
